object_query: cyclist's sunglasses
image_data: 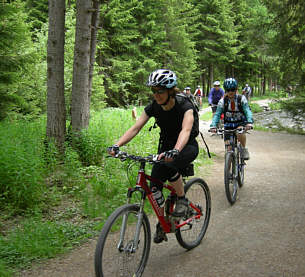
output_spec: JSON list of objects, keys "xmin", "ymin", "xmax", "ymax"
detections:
[
  {"xmin": 226, "ymin": 88, "xmax": 236, "ymax": 92},
  {"xmin": 151, "ymin": 87, "xmax": 168, "ymax": 94}
]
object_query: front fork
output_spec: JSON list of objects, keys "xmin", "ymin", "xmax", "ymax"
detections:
[
  {"xmin": 118, "ymin": 187, "xmax": 146, "ymax": 253},
  {"xmin": 232, "ymin": 148, "xmax": 239, "ymax": 184}
]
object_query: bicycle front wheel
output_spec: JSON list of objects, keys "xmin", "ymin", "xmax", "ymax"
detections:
[
  {"xmin": 224, "ymin": 152, "xmax": 238, "ymax": 205},
  {"xmin": 237, "ymin": 150, "xmax": 245, "ymax": 188},
  {"xmin": 175, "ymin": 178, "xmax": 211, "ymax": 250},
  {"xmin": 95, "ymin": 204, "xmax": 151, "ymax": 277}
]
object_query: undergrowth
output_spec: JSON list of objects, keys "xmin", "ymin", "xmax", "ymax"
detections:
[{"xmin": 0, "ymin": 106, "xmax": 212, "ymax": 275}]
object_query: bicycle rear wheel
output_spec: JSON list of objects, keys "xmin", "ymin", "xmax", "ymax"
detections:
[
  {"xmin": 95, "ymin": 204, "xmax": 151, "ymax": 277},
  {"xmin": 224, "ymin": 152, "xmax": 238, "ymax": 205},
  {"xmin": 175, "ymin": 178, "xmax": 211, "ymax": 250}
]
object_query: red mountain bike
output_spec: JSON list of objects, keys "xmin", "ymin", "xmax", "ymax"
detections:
[{"xmin": 94, "ymin": 151, "xmax": 211, "ymax": 277}]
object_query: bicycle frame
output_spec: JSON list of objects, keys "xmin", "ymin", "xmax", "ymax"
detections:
[
  {"xmin": 120, "ymin": 159, "xmax": 202, "ymax": 251},
  {"xmin": 225, "ymin": 128, "xmax": 244, "ymax": 169},
  {"xmin": 95, "ymin": 152, "xmax": 211, "ymax": 277},
  {"xmin": 225, "ymin": 130, "xmax": 237, "ymax": 151}
]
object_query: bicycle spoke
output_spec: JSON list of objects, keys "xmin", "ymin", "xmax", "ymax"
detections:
[
  {"xmin": 225, "ymin": 152, "xmax": 238, "ymax": 204},
  {"xmin": 175, "ymin": 178, "xmax": 211, "ymax": 250},
  {"xmin": 95, "ymin": 205, "xmax": 151, "ymax": 277}
]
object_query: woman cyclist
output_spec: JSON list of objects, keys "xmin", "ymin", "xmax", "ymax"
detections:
[
  {"xmin": 108, "ymin": 69, "xmax": 199, "ymax": 243},
  {"xmin": 209, "ymin": 78, "xmax": 253, "ymax": 160}
]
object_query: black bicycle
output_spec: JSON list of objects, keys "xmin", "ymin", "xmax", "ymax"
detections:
[
  {"xmin": 219, "ymin": 127, "xmax": 248, "ymax": 204},
  {"xmin": 94, "ymin": 151, "xmax": 211, "ymax": 277}
]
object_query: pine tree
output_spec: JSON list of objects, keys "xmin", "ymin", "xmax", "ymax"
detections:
[
  {"xmin": 161, "ymin": 0, "xmax": 198, "ymax": 88},
  {"xmin": 97, "ymin": 0, "xmax": 145, "ymax": 106},
  {"xmin": 0, "ymin": 0, "xmax": 35, "ymax": 119},
  {"xmin": 269, "ymin": 0, "xmax": 305, "ymax": 89},
  {"xmin": 231, "ymin": 0, "xmax": 273, "ymax": 91},
  {"xmin": 192, "ymin": 0, "xmax": 237, "ymax": 91},
  {"xmin": 24, "ymin": 0, "xmax": 48, "ymax": 32}
]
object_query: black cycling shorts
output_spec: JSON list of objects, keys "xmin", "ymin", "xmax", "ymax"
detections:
[
  {"xmin": 211, "ymin": 105, "xmax": 218, "ymax": 113},
  {"xmin": 150, "ymin": 140, "xmax": 199, "ymax": 190}
]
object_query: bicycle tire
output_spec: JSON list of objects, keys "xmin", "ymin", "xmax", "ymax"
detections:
[
  {"xmin": 237, "ymin": 149, "xmax": 245, "ymax": 187},
  {"xmin": 224, "ymin": 152, "xmax": 238, "ymax": 205},
  {"xmin": 95, "ymin": 204, "xmax": 151, "ymax": 277},
  {"xmin": 175, "ymin": 178, "xmax": 211, "ymax": 250}
]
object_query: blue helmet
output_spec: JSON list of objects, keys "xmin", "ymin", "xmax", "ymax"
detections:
[
  {"xmin": 223, "ymin": 78, "xmax": 238, "ymax": 91},
  {"xmin": 146, "ymin": 69, "xmax": 177, "ymax": 88}
]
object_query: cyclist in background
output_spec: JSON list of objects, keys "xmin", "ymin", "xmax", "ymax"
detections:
[
  {"xmin": 242, "ymin": 83, "xmax": 252, "ymax": 102},
  {"xmin": 185, "ymin": 86, "xmax": 198, "ymax": 104},
  {"xmin": 209, "ymin": 78, "xmax": 253, "ymax": 160},
  {"xmin": 208, "ymin": 81, "xmax": 225, "ymax": 115},
  {"xmin": 286, "ymin": 85, "xmax": 293, "ymax": 97},
  {"xmin": 193, "ymin": 85, "xmax": 203, "ymax": 108},
  {"xmin": 108, "ymin": 69, "xmax": 199, "ymax": 243},
  {"xmin": 185, "ymin": 86, "xmax": 192, "ymax": 96}
]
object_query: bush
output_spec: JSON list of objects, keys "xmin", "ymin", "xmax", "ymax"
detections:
[
  {"xmin": 281, "ymin": 96, "xmax": 305, "ymax": 118},
  {"xmin": 0, "ymin": 120, "xmax": 46, "ymax": 212},
  {"xmin": 0, "ymin": 260, "xmax": 13, "ymax": 277},
  {"xmin": 249, "ymin": 103, "xmax": 263, "ymax": 113}
]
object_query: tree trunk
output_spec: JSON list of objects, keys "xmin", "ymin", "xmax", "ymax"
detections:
[
  {"xmin": 207, "ymin": 64, "xmax": 213, "ymax": 94},
  {"xmin": 71, "ymin": 0, "xmax": 93, "ymax": 132},
  {"xmin": 209, "ymin": 63, "xmax": 213, "ymax": 94},
  {"xmin": 269, "ymin": 78, "xmax": 273, "ymax": 92},
  {"xmin": 201, "ymin": 72, "xmax": 206, "ymax": 98},
  {"xmin": 225, "ymin": 65, "xmax": 229, "ymax": 78},
  {"xmin": 263, "ymin": 74, "xmax": 266, "ymax": 95},
  {"xmin": 46, "ymin": 0, "xmax": 66, "ymax": 151},
  {"xmin": 255, "ymin": 74, "xmax": 259, "ymax": 96},
  {"xmin": 88, "ymin": 0, "xmax": 101, "ymax": 101}
]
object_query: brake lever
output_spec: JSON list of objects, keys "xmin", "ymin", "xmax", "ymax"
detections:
[{"xmin": 152, "ymin": 154, "xmax": 159, "ymax": 162}]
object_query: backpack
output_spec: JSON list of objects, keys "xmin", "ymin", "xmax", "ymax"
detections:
[
  {"xmin": 176, "ymin": 93, "xmax": 211, "ymax": 158},
  {"xmin": 223, "ymin": 94, "xmax": 245, "ymax": 122},
  {"xmin": 176, "ymin": 93, "xmax": 199, "ymax": 113},
  {"xmin": 148, "ymin": 93, "xmax": 211, "ymax": 158}
]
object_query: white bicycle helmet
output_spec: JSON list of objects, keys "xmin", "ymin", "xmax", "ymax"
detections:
[
  {"xmin": 213, "ymin": 81, "xmax": 220, "ymax": 86},
  {"xmin": 146, "ymin": 69, "xmax": 177, "ymax": 88}
]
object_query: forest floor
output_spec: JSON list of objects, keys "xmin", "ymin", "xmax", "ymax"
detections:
[{"xmin": 19, "ymin": 100, "xmax": 305, "ymax": 277}]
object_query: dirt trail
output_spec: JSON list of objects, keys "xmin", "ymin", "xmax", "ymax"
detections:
[{"xmin": 20, "ymin": 113, "xmax": 305, "ymax": 277}]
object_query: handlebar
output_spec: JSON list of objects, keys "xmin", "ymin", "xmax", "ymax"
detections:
[
  {"xmin": 217, "ymin": 127, "xmax": 246, "ymax": 134},
  {"xmin": 110, "ymin": 151, "xmax": 160, "ymax": 164},
  {"xmin": 209, "ymin": 126, "xmax": 253, "ymax": 134}
]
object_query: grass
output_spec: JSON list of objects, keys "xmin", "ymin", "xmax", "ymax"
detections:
[
  {"xmin": 269, "ymin": 101, "xmax": 282, "ymax": 110},
  {"xmin": 254, "ymin": 120, "xmax": 305, "ymax": 135},
  {"xmin": 0, "ymin": 214, "xmax": 95, "ymax": 272},
  {"xmin": 0, "ymin": 119, "xmax": 49, "ymax": 213},
  {"xmin": 0, "ymin": 106, "xmax": 213, "ymax": 275},
  {"xmin": 200, "ymin": 111, "xmax": 213, "ymax": 121},
  {"xmin": 249, "ymin": 103, "xmax": 263, "ymax": 113}
]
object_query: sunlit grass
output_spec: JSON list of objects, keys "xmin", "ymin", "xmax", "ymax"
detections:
[
  {"xmin": 200, "ymin": 111, "xmax": 213, "ymax": 121},
  {"xmin": 0, "ymin": 106, "xmax": 213, "ymax": 275}
]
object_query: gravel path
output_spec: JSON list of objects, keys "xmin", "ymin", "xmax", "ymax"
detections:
[{"xmin": 20, "ymin": 107, "xmax": 305, "ymax": 277}]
